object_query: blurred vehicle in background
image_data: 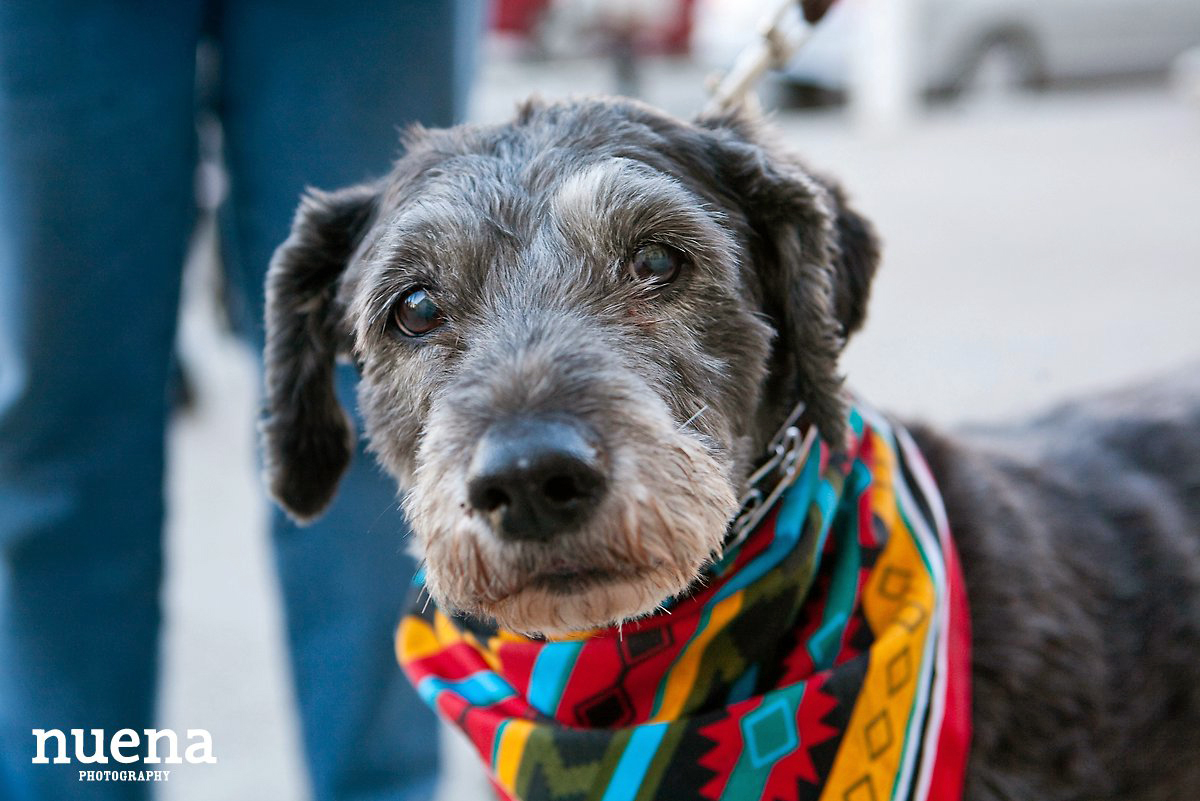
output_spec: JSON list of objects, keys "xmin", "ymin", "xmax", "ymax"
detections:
[
  {"xmin": 493, "ymin": 0, "xmax": 694, "ymax": 59},
  {"xmin": 693, "ymin": 0, "xmax": 1200, "ymax": 103},
  {"xmin": 492, "ymin": 0, "xmax": 695, "ymax": 97}
]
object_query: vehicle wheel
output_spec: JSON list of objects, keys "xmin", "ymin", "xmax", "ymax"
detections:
[{"xmin": 954, "ymin": 31, "xmax": 1046, "ymax": 99}]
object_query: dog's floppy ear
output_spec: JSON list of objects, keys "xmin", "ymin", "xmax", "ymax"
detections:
[
  {"xmin": 262, "ymin": 183, "xmax": 379, "ymax": 522},
  {"xmin": 817, "ymin": 176, "xmax": 881, "ymax": 339},
  {"xmin": 696, "ymin": 111, "xmax": 880, "ymax": 447}
]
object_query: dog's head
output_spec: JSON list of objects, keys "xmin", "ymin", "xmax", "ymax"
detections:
[{"xmin": 262, "ymin": 98, "xmax": 878, "ymax": 635}]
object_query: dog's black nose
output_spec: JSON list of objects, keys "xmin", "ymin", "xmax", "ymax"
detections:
[{"xmin": 466, "ymin": 417, "xmax": 607, "ymax": 542}]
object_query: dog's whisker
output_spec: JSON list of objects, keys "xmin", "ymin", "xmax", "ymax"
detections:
[
  {"xmin": 367, "ymin": 498, "xmax": 399, "ymax": 536},
  {"xmin": 679, "ymin": 405, "xmax": 709, "ymax": 431}
]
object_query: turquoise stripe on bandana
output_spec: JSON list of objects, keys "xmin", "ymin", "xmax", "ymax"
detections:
[
  {"xmin": 417, "ymin": 671, "xmax": 516, "ymax": 707},
  {"xmin": 806, "ymin": 514, "xmax": 861, "ymax": 670},
  {"xmin": 527, "ymin": 641, "xmax": 584, "ymax": 716},
  {"xmin": 600, "ymin": 723, "xmax": 669, "ymax": 801}
]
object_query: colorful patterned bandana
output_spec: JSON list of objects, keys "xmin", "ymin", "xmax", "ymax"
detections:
[{"xmin": 398, "ymin": 404, "xmax": 971, "ymax": 801}]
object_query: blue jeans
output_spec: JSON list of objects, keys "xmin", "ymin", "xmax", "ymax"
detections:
[{"xmin": 0, "ymin": 2, "xmax": 479, "ymax": 799}]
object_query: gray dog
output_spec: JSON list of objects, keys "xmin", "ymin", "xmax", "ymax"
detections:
[{"xmin": 261, "ymin": 97, "xmax": 1200, "ymax": 800}]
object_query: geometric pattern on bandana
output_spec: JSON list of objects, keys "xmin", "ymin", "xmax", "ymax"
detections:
[{"xmin": 398, "ymin": 403, "xmax": 972, "ymax": 801}]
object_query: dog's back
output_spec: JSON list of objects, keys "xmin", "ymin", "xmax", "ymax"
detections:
[{"xmin": 913, "ymin": 367, "xmax": 1200, "ymax": 801}]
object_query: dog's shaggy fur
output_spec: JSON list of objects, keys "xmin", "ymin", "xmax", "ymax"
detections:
[{"xmin": 261, "ymin": 96, "xmax": 1200, "ymax": 799}]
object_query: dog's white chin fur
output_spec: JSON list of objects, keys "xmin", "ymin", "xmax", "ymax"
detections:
[{"xmin": 468, "ymin": 566, "xmax": 698, "ymax": 637}]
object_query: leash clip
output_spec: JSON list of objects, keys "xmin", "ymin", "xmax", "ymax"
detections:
[{"xmin": 703, "ymin": 0, "xmax": 816, "ymax": 116}]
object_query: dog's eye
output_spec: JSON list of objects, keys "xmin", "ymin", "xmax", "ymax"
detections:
[
  {"xmin": 392, "ymin": 287, "xmax": 444, "ymax": 337},
  {"xmin": 628, "ymin": 244, "xmax": 683, "ymax": 285}
]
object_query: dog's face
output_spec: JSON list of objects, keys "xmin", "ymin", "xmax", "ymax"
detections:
[{"xmin": 261, "ymin": 98, "xmax": 878, "ymax": 635}]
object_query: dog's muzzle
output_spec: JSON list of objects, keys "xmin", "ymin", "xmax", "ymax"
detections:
[{"xmin": 465, "ymin": 416, "xmax": 607, "ymax": 542}]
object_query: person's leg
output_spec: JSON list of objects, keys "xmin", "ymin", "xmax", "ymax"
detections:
[
  {"xmin": 216, "ymin": 2, "xmax": 481, "ymax": 799},
  {"xmin": 0, "ymin": 2, "xmax": 203, "ymax": 800}
]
